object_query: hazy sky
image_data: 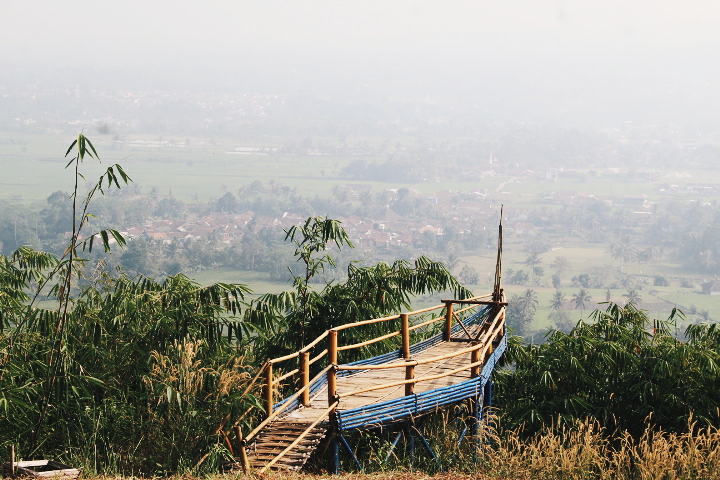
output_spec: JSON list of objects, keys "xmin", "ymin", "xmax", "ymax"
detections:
[
  {"xmin": 2, "ymin": 1, "xmax": 720, "ymax": 126},
  {"xmin": 3, "ymin": 1, "xmax": 718, "ymax": 65}
]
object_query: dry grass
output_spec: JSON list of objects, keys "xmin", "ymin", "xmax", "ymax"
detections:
[{"xmin": 85, "ymin": 417, "xmax": 720, "ymax": 480}]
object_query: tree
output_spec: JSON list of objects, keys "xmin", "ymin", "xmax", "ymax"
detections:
[
  {"xmin": 623, "ymin": 288, "xmax": 642, "ymax": 306},
  {"xmin": 216, "ymin": 191, "xmax": 238, "ymax": 213},
  {"xmin": 572, "ymin": 288, "xmax": 592, "ymax": 312},
  {"xmin": 550, "ymin": 256, "xmax": 570, "ymax": 276},
  {"xmin": 246, "ymin": 217, "xmax": 472, "ymax": 360},
  {"xmin": 497, "ymin": 304, "xmax": 720, "ymax": 436},
  {"xmin": 507, "ymin": 289, "xmax": 538, "ymax": 335},
  {"xmin": 0, "ymin": 136, "xmax": 255, "ymax": 474},
  {"xmin": 458, "ymin": 265, "xmax": 480, "ymax": 285},
  {"xmin": 525, "ymin": 251, "xmax": 542, "ymax": 285},
  {"xmin": 550, "ymin": 290, "xmax": 566, "ymax": 311}
]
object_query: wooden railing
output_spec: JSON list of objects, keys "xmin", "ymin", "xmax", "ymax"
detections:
[{"xmin": 234, "ymin": 293, "xmax": 506, "ymax": 470}]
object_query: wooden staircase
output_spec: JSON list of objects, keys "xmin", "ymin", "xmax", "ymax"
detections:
[{"xmin": 228, "ymin": 419, "xmax": 328, "ymax": 472}]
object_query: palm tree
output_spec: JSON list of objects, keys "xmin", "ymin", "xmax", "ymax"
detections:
[
  {"xmin": 521, "ymin": 288, "xmax": 539, "ymax": 314},
  {"xmin": 525, "ymin": 251, "xmax": 542, "ymax": 284},
  {"xmin": 550, "ymin": 290, "xmax": 566, "ymax": 311},
  {"xmin": 623, "ymin": 288, "xmax": 642, "ymax": 306},
  {"xmin": 572, "ymin": 288, "xmax": 592, "ymax": 313}
]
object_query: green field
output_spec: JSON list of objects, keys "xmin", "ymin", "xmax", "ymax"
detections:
[{"xmin": 4, "ymin": 131, "xmax": 719, "ymax": 330}]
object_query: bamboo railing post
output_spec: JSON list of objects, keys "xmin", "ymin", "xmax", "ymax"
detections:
[
  {"xmin": 10, "ymin": 444, "xmax": 15, "ymax": 477},
  {"xmin": 264, "ymin": 361, "xmax": 273, "ymax": 418},
  {"xmin": 233, "ymin": 426, "xmax": 250, "ymax": 473},
  {"xmin": 300, "ymin": 350, "xmax": 310, "ymax": 406},
  {"xmin": 470, "ymin": 342, "xmax": 480, "ymax": 378},
  {"xmin": 328, "ymin": 329, "xmax": 338, "ymax": 406},
  {"xmin": 444, "ymin": 301, "xmax": 454, "ymax": 342},
  {"xmin": 405, "ymin": 362, "xmax": 415, "ymax": 395},
  {"xmin": 401, "ymin": 313, "xmax": 411, "ymax": 359}
]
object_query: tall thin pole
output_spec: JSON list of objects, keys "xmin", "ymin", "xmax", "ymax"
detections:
[{"xmin": 493, "ymin": 206, "xmax": 504, "ymax": 303}]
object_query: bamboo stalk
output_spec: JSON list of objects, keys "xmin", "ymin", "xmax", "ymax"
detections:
[
  {"xmin": 453, "ymin": 310, "xmax": 474, "ymax": 339},
  {"xmin": 471, "ymin": 342, "xmax": 480, "ymax": 378},
  {"xmin": 309, "ymin": 349, "xmax": 327, "ymax": 365},
  {"xmin": 401, "ymin": 313, "xmax": 411, "ymax": 359},
  {"xmin": 273, "ymin": 368, "xmax": 299, "ymax": 385},
  {"xmin": 406, "ymin": 303, "xmax": 445, "ymax": 316},
  {"xmin": 337, "ymin": 330, "xmax": 401, "ymax": 351},
  {"xmin": 405, "ymin": 361, "xmax": 415, "ymax": 395},
  {"xmin": 300, "ymin": 351, "xmax": 310, "ymax": 407},
  {"xmin": 444, "ymin": 301, "xmax": 453, "ymax": 342},
  {"xmin": 270, "ymin": 351, "xmax": 300, "ymax": 364},
  {"xmin": 328, "ymin": 329, "xmax": 338, "ymax": 406},
  {"xmin": 408, "ymin": 314, "xmax": 445, "ymax": 331},
  {"xmin": 329, "ymin": 329, "xmax": 338, "ymax": 364},
  {"xmin": 233, "ymin": 426, "xmax": 250, "ymax": 474},
  {"xmin": 264, "ymin": 362, "xmax": 273, "ymax": 418},
  {"xmin": 334, "ymin": 314, "xmax": 401, "ymax": 331},
  {"xmin": 300, "ymin": 330, "xmax": 329, "ymax": 352},
  {"xmin": 10, "ymin": 444, "xmax": 15, "ymax": 477}
]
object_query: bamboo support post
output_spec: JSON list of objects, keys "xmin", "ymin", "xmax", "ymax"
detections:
[
  {"xmin": 328, "ymin": 329, "xmax": 338, "ymax": 405},
  {"xmin": 300, "ymin": 351, "xmax": 310, "ymax": 406},
  {"xmin": 264, "ymin": 361, "xmax": 273, "ymax": 418},
  {"xmin": 405, "ymin": 361, "xmax": 415, "ymax": 395},
  {"xmin": 470, "ymin": 342, "xmax": 480, "ymax": 377},
  {"xmin": 401, "ymin": 313, "xmax": 411, "ymax": 359},
  {"xmin": 10, "ymin": 444, "xmax": 15, "ymax": 477},
  {"xmin": 444, "ymin": 301, "xmax": 453, "ymax": 342},
  {"xmin": 233, "ymin": 426, "xmax": 250, "ymax": 474}
]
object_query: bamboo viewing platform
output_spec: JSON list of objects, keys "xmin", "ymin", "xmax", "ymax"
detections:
[
  {"xmin": 228, "ymin": 294, "xmax": 507, "ymax": 472},
  {"xmin": 229, "ymin": 217, "xmax": 507, "ymax": 473}
]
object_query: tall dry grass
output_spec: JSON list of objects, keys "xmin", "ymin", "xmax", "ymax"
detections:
[
  {"xmin": 468, "ymin": 416, "xmax": 720, "ymax": 479},
  {"xmin": 324, "ymin": 411, "xmax": 720, "ymax": 480}
]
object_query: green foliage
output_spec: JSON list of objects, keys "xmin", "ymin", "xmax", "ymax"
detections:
[
  {"xmin": 246, "ymin": 218, "xmax": 472, "ymax": 362},
  {"xmin": 496, "ymin": 303, "xmax": 720, "ymax": 436},
  {"xmin": 0, "ymin": 135, "xmax": 257, "ymax": 475}
]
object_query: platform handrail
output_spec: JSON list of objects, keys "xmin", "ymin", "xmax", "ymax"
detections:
[
  {"xmin": 337, "ymin": 314, "xmax": 504, "ymax": 371},
  {"xmin": 247, "ymin": 365, "xmax": 332, "ymax": 444},
  {"xmin": 337, "ymin": 319, "xmax": 505, "ymax": 398},
  {"xmin": 259, "ymin": 295, "xmax": 498, "ymax": 418}
]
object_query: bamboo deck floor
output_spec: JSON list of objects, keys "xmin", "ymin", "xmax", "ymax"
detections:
[{"xmin": 281, "ymin": 323, "xmax": 488, "ymax": 423}]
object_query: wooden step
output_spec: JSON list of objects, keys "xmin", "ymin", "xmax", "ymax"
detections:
[{"xmin": 225, "ymin": 418, "xmax": 328, "ymax": 472}]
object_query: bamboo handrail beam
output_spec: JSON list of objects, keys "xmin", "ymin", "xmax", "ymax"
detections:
[
  {"xmin": 439, "ymin": 294, "xmax": 493, "ymax": 304},
  {"xmin": 405, "ymin": 304, "xmax": 444, "ymax": 316},
  {"xmin": 441, "ymin": 299, "xmax": 508, "ymax": 306},
  {"xmin": 338, "ymin": 318, "xmax": 504, "ymax": 371},
  {"xmin": 245, "ymin": 365, "xmax": 332, "ymax": 444},
  {"xmin": 300, "ymin": 330, "xmax": 329, "ymax": 352},
  {"xmin": 273, "ymin": 368, "xmax": 299, "ymax": 385},
  {"xmin": 340, "ymin": 360, "xmax": 417, "ymax": 371},
  {"xmin": 258, "ymin": 400, "xmax": 339, "ymax": 473},
  {"xmin": 337, "ymin": 329, "xmax": 401, "ymax": 351},
  {"xmin": 334, "ymin": 314, "xmax": 401, "ymax": 331},
  {"xmin": 270, "ymin": 351, "xmax": 300, "ymax": 364},
  {"xmin": 408, "ymin": 314, "xmax": 444, "ymax": 331},
  {"xmin": 309, "ymin": 349, "xmax": 328, "ymax": 365},
  {"xmin": 455, "ymin": 304, "xmax": 481, "ymax": 315}
]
